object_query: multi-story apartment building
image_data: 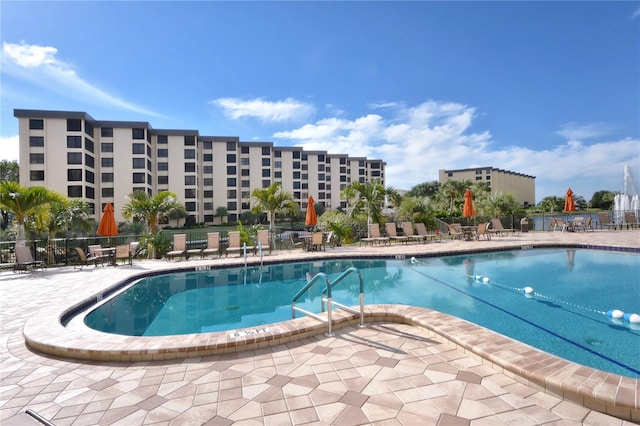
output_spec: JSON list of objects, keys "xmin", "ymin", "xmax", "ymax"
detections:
[
  {"xmin": 439, "ymin": 167, "xmax": 535, "ymax": 207},
  {"xmin": 14, "ymin": 109, "xmax": 386, "ymax": 224}
]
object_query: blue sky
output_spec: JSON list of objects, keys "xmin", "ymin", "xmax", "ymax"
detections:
[{"xmin": 1, "ymin": 1, "xmax": 639, "ymax": 202}]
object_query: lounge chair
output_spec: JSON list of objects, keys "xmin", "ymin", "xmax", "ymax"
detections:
[
  {"xmin": 14, "ymin": 245, "xmax": 46, "ymax": 272},
  {"xmin": 385, "ymin": 223, "xmax": 409, "ymax": 244},
  {"xmin": 624, "ymin": 212, "xmax": 640, "ymax": 229},
  {"xmin": 129, "ymin": 242, "xmax": 140, "ymax": 262},
  {"xmin": 448, "ymin": 223, "xmax": 464, "ymax": 240},
  {"xmin": 415, "ymin": 222, "xmax": 438, "ymax": 243},
  {"xmin": 166, "ymin": 234, "xmax": 187, "ymax": 260},
  {"xmin": 255, "ymin": 229, "xmax": 270, "ymax": 255},
  {"xmin": 225, "ymin": 231, "xmax": 244, "ymax": 257},
  {"xmin": 308, "ymin": 231, "xmax": 325, "ymax": 251},
  {"xmin": 88, "ymin": 244, "xmax": 111, "ymax": 265},
  {"xmin": 202, "ymin": 232, "xmax": 221, "ymax": 258},
  {"xmin": 401, "ymin": 222, "xmax": 422, "ymax": 243},
  {"xmin": 74, "ymin": 247, "xmax": 104, "ymax": 269},
  {"xmin": 361, "ymin": 223, "xmax": 389, "ymax": 246},
  {"xmin": 598, "ymin": 212, "xmax": 618, "ymax": 230},
  {"xmin": 114, "ymin": 244, "xmax": 132, "ymax": 265},
  {"xmin": 489, "ymin": 218, "xmax": 517, "ymax": 236},
  {"xmin": 475, "ymin": 223, "xmax": 492, "ymax": 240},
  {"xmin": 573, "ymin": 217, "xmax": 594, "ymax": 232},
  {"xmin": 186, "ymin": 237, "xmax": 204, "ymax": 259}
]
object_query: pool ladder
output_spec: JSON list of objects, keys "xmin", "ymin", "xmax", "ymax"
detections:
[{"xmin": 291, "ymin": 267, "xmax": 365, "ymax": 336}]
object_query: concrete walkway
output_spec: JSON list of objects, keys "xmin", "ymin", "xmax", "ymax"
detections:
[{"xmin": 1, "ymin": 230, "xmax": 639, "ymax": 425}]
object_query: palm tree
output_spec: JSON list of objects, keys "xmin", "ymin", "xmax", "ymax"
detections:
[
  {"xmin": 122, "ymin": 191, "xmax": 186, "ymax": 234},
  {"xmin": 0, "ymin": 181, "xmax": 66, "ymax": 240},
  {"xmin": 251, "ymin": 183, "xmax": 297, "ymax": 253},
  {"xmin": 341, "ymin": 180, "xmax": 401, "ymax": 237},
  {"xmin": 121, "ymin": 191, "xmax": 186, "ymax": 258},
  {"xmin": 436, "ymin": 179, "xmax": 471, "ymax": 214}
]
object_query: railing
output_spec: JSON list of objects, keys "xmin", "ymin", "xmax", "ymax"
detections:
[{"xmin": 291, "ymin": 267, "xmax": 365, "ymax": 336}]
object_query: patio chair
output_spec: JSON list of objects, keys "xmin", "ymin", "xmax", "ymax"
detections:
[
  {"xmin": 74, "ymin": 247, "xmax": 104, "ymax": 269},
  {"xmin": 361, "ymin": 223, "xmax": 389, "ymax": 246},
  {"xmin": 166, "ymin": 234, "xmax": 187, "ymax": 260},
  {"xmin": 114, "ymin": 244, "xmax": 132, "ymax": 265},
  {"xmin": 385, "ymin": 222, "xmax": 409, "ymax": 244},
  {"xmin": 475, "ymin": 222, "xmax": 492, "ymax": 240},
  {"xmin": 186, "ymin": 237, "xmax": 204, "ymax": 259},
  {"xmin": 14, "ymin": 245, "xmax": 46, "ymax": 272},
  {"xmin": 415, "ymin": 222, "xmax": 438, "ymax": 243},
  {"xmin": 401, "ymin": 222, "xmax": 422, "ymax": 243},
  {"xmin": 598, "ymin": 212, "xmax": 618, "ymax": 230},
  {"xmin": 289, "ymin": 232, "xmax": 306, "ymax": 250},
  {"xmin": 202, "ymin": 232, "xmax": 221, "ymax": 258},
  {"xmin": 129, "ymin": 242, "xmax": 141, "ymax": 263},
  {"xmin": 88, "ymin": 245, "xmax": 110, "ymax": 265},
  {"xmin": 624, "ymin": 212, "xmax": 640, "ymax": 229},
  {"xmin": 255, "ymin": 229, "xmax": 270, "ymax": 255},
  {"xmin": 448, "ymin": 223, "xmax": 464, "ymax": 240},
  {"xmin": 225, "ymin": 231, "xmax": 244, "ymax": 257},
  {"xmin": 308, "ymin": 231, "xmax": 325, "ymax": 251},
  {"xmin": 573, "ymin": 217, "xmax": 594, "ymax": 232}
]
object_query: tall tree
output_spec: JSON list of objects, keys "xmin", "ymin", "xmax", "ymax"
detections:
[
  {"xmin": 0, "ymin": 160, "xmax": 19, "ymax": 183},
  {"xmin": 0, "ymin": 181, "xmax": 66, "ymax": 239},
  {"xmin": 251, "ymin": 183, "xmax": 298, "ymax": 252},
  {"xmin": 436, "ymin": 179, "xmax": 471, "ymax": 214},
  {"xmin": 341, "ymin": 180, "xmax": 401, "ymax": 236},
  {"xmin": 406, "ymin": 180, "xmax": 440, "ymax": 198}
]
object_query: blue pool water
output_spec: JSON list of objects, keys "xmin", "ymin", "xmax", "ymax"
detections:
[{"xmin": 84, "ymin": 248, "xmax": 640, "ymax": 378}]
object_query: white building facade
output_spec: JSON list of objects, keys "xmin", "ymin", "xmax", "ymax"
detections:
[{"xmin": 15, "ymin": 109, "xmax": 386, "ymax": 223}]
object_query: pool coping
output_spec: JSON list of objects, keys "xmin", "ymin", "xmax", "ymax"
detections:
[{"xmin": 22, "ymin": 242, "xmax": 640, "ymax": 422}]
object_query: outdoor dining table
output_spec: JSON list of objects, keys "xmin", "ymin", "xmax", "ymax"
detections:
[
  {"xmin": 461, "ymin": 226, "xmax": 477, "ymax": 241},
  {"xmin": 94, "ymin": 247, "xmax": 116, "ymax": 266}
]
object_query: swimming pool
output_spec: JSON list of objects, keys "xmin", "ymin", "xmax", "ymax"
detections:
[{"xmin": 84, "ymin": 248, "xmax": 640, "ymax": 378}]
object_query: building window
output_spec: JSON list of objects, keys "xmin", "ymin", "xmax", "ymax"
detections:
[
  {"xmin": 157, "ymin": 176, "xmax": 168, "ymax": 185},
  {"xmin": 67, "ymin": 169, "xmax": 82, "ymax": 181},
  {"xmin": 262, "ymin": 147, "xmax": 270, "ymax": 155},
  {"xmin": 262, "ymin": 158, "xmax": 270, "ymax": 167},
  {"xmin": 318, "ymin": 164, "xmax": 325, "ymax": 172},
  {"xmin": 203, "ymin": 141, "xmax": 212, "ymax": 150},
  {"xmin": 227, "ymin": 201, "xmax": 237, "ymax": 211},
  {"xmin": 275, "ymin": 171, "xmax": 282, "ymax": 178},
  {"xmin": 227, "ymin": 190, "xmax": 237, "ymax": 198},
  {"xmin": 203, "ymin": 177, "xmax": 213, "ymax": 186},
  {"xmin": 67, "ymin": 119, "xmax": 82, "ymax": 132},
  {"xmin": 184, "ymin": 135, "xmax": 195, "ymax": 146},
  {"xmin": 157, "ymin": 148, "xmax": 168, "ymax": 157},
  {"xmin": 203, "ymin": 153, "xmax": 213, "ymax": 161},
  {"xmin": 241, "ymin": 169, "xmax": 250, "ymax": 176},
  {"xmin": 132, "ymin": 143, "xmax": 145, "ymax": 154},
  {"xmin": 84, "ymin": 154, "xmax": 94, "ymax": 168},
  {"xmin": 227, "ymin": 166, "xmax": 236, "ymax": 175},
  {"xmin": 185, "ymin": 202, "xmax": 197, "ymax": 212},
  {"xmin": 157, "ymin": 134, "xmax": 168, "ymax": 144},
  {"xmin": 185, "ymin": 176, "xmax": 196, "ymax": 185},
  {"xmin": 66, "ymin": 153, "xmax": 81, "ymax": 164},
  {"xmin": 227, "ymin": 178, "xmax": 236, "ymax": 187},
  {"xmin": 486, "ymin": 168, "xmax": 491, "ymax": 174},
  {"xmin": 204, "ymin": 190, "xmax": 213, "ymax": 198},
  {"xmin": 30, "ymin": 170, "xmax": 44, "ymax": 181},
  {"xmin": 67, "ymin": 185, "xmax": 82, "ymax": 197},
  {"xmin": 101, "ymin": 127, "xmax": 113, "ymax": 137},
  {"xmin": 101, "ymin": 173, "xmax": 114, "ymax": 183},
  {"xmin": 241, "ymin": 180, "xmax": 250, "ymax": 188},
  {"xmin": 84, "ymin": 138, "xmax": 94, "ymax": 153},
  {"xmin": 475, "ymin": 176, "xmax": 482, "ymax": 181},
  {"xmin": 85, "ymin": 186, "xmax": 95, "ymax": 200},
  {"xmin": 486, "ymin": 176, "xmax": 491, "ymax": 180},
  {"xmin": 102, "ymin": 187, "xmax": 114, "ymax": 197},
  {"xmin": 275, "ymin": 160, "xmax": 282, "ymax": 169},
  {"xmin": 185, "ymin": 189, "xmax": 196, "ymax": 198},
  {"xmin": 447, "ymin": 172, "xmax": 453, "ymax": 177},
  {"xmin": 132, "ymin": 158, "xmax": 145, "ymax": 169},
  {"xmin": 29, "ymin": 136, "xmax": 44, "ymax": 147},
  {"xmin": 157, "ymin": 162, "xmax": 168, "ymax": 171},
  {"xmin": 241, "ymin": 146, "xmax": 249, "ymax": 154},
  {"xmin": 262, "ymin": 169, "xmax": 270, "ymax": 177},
  {"xmin": 262, "ymin": 180, "xmax": 271, "ymax": 188},
  {"xmin": 132, "ymin": 128, "xmax": 145, "ymax": 139},
  {"xmin": 293, "ymin": 171, "xmax": 301, "ymax": 179},
  {"xmin": 240, "ymin": 158, "xmax": 250, "ymax": 166},
  {"xmin": 29, "ymin": 119, "xmax": 44, "ymax": 130},
  {"xmin": 476, "ymin": 169, "xmax": 482, "ymax": 175},
  {"xmin": 274, "ymin": 150, "xmax": 281, "ymax": 158},
  {"xmin": 227, "ymin": 154, "xmax": 236, "ymax": 163},
  {"xmin": 184, "ymin": 149, "xmax": 196, "ymax": 159},
  {"xmin": 203, "ymin": 165, "xmax": 213, "ymax": 174},
  {"xmin": 226, "ymin": 141, "xmax": 235, "ymax": 151},
  {"xmin": 293, "ymin": 161, "xmax": 300, "ymax": 169},
  {"xmin": 184, "ymin": 163, "xmax": 196, "ymax": 172},
  {"xmin": 67, "ymin": 136, "xmax": 82, "ymax": 148},
  {"xmin": 132, "ymin": 173, "xmax": 145, "ymax": 183},
  {"xmin": 84, "ymin": 122, "xmax": 94, "ymax": 137},
  {"xmin": 101, "ymin": 143, "xmax": 113, "ymax": 153}
]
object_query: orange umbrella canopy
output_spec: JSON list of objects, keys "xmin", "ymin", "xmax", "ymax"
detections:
[
  {"xmin": 97, "ymin": 202, "xmax": 118, "ymax": 237},
  {"xmin": 462, "ymin": 189, "xmax": 475, "ymax": 218},
  {"xmin": 305, "ymin": 196, "xmax": 318, "ymax": 227},
  {"xmin": 564, "ymin": 188, "xmax": 576, "ymax": 212}
]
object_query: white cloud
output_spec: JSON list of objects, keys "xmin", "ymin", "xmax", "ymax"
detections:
[
  {"xmin": 210, "ymin": 97, "xmax": 314, "ymax": 122},
  {"xmin": 1, "ymin": 41, "xmax": 163, "ymax": 118},
  {"xmin": 270, "ymin": 100, "xmax": 640, "ymax": 201},
  {"xmin": 0, "ymin": 135, "xmax": 19, "ymax": 162}
]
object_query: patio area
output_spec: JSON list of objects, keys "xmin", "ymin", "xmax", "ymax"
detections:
[{"xmin": 1, "ymin": 230, "xmax": 639, "ymax": 425}]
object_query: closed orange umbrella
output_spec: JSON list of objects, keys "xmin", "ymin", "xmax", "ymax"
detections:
[
  {"xmin": 564, "ymin": 188, "xmax": 576, "ymax": 212},
  {"xmin": 305, "ymin": 196, "xmax": 317, "ymax": 228},
  {"xmin": 97, "ymin": 202, "xmax": 118, "ymax": 237},
  {"xmin": 463, "ymin": 189, "xmax": 475, "ymax": 218}
]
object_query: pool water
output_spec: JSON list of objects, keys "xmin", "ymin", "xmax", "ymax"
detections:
[{"xmin": 84, "ymin": 248, "xmax": 640, "ymax": 378}]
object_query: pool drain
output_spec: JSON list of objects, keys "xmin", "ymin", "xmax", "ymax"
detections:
[{"xmin": 586, "ymin": 338, "xmax": 603, "ymax": 347}]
